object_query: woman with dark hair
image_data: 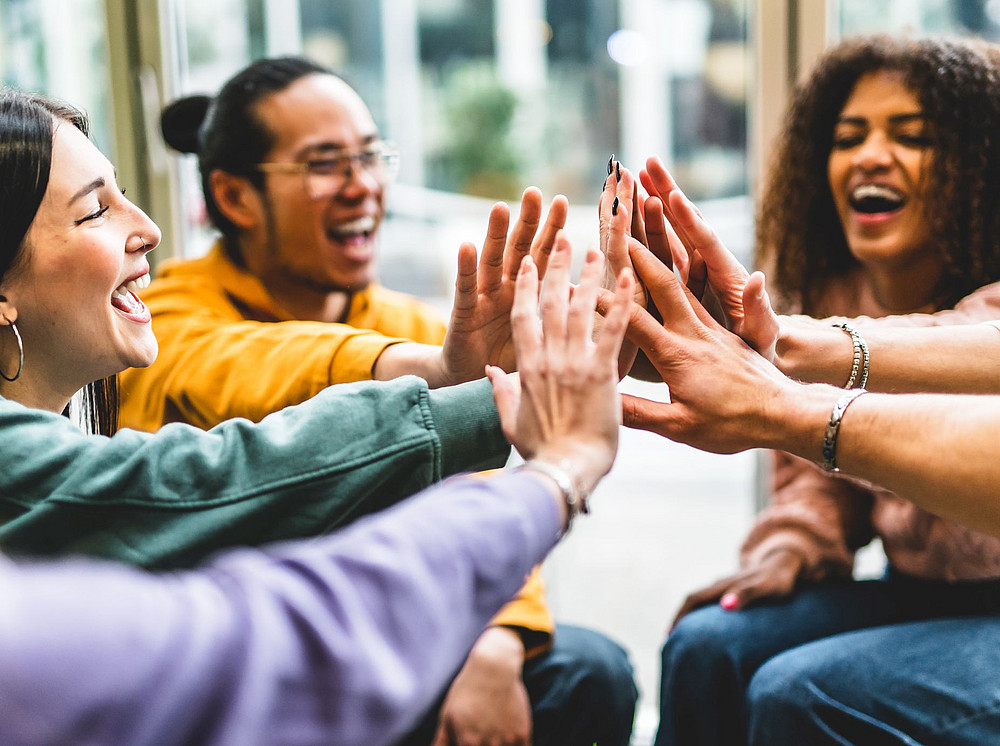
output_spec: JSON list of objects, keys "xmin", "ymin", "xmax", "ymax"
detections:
[
  {"xmin": 654, "ymin": 36, "xmax": 1000, "ymax": 746},
  {"xmin": 0, "ymin": 86, "xmax": 520, "ymax": 563},
  {"xmin": 0, "ymin": 84, "xmax": 637, "ymax": 745}
]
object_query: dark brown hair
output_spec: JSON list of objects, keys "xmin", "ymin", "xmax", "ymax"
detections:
[
  {"xmin": 160, "ymin": 56, "xmax": 332, "ymax": 260},
  {"xmin": 0, "ymin": 89, "xmax": 118, "ymax": 435},
  {"xmin": 757, "ymin": 36, "xmax": 1000, "ymax": 314}
]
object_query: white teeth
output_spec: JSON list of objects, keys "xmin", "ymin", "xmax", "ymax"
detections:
[
  {"xmin": 330, "ymin": 216, "xmax": 376, "ymax": 237},
  {"xmin": 113, "ymin": 273, "xmax": 150, "ymax": 300},
  {"xmin": 850, "ymin": 184, "xmax": 903, "ymax": 202}
]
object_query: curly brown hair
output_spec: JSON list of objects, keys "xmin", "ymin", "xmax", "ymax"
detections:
[{"xmin": 756, "ymin": 35, "xmax": 1000, "ymax": 314}]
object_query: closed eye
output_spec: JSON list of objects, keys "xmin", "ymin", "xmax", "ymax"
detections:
[{"xmin": 75, "ymin": 205, "xmax": 110, "ymax": 225}]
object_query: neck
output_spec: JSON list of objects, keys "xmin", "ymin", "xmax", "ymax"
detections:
[
  {"xmin": 237, "ymin": 235, "xmax": 356, "ymax": 323},
  {"xmin": 259, "ymin": 271, "xmax": 353, "ymax": 323},
  {"xmin": 862, "ymin": 256, "xmax": 942, "ymax": 313},
  {"xmin": 0, "ymin": 374, "xmax": 74, "ymax": 415}
]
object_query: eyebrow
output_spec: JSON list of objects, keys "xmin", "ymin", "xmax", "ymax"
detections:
[
  {"xmin": 294, "ymin": 134, "xmax": 379, "ymax": 159},
  {"xmin": 836, "ymin": 112, "xmax": 927, "ymax": 126},
  {"xmin": 67, "ymin": 177, "xmax": 105, "ymax": 207}
]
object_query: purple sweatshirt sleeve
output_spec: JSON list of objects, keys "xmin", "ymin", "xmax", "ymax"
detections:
[{"xmin": 0, "ymin": 471, "xmax": 560, "ymax": 746}]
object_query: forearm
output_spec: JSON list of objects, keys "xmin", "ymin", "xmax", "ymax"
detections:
[
  {"xmin": 768, "ymin": 385, "xmax": 1000, "ymax": 537},
  {"xmin": 776, "ymin": 319, "xmax": 1000, "ymax": 393},
  {"xmin": 373, "ymin": 342, "xmax": 449, "ymax": 387},
  {"xmin": 0, "ymin": 472, "xmax": 565, "ymax": 746},
  {"xmin": 0, "ymin": 377, "xmax": 511, "ymax": 568}
]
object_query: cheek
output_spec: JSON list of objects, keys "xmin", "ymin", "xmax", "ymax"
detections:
[{"xmin": 827, "ymin": 157, "xmax": 849, "ymax": 211}]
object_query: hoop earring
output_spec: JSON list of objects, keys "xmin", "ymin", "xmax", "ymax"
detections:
[{"xmin": 0, "ymin": 315, "xmax": 24, "ymax": 382}]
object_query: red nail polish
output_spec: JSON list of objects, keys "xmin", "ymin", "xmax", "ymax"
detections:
[{"xmin": 720, "ymin": 593, "xmax": 738, "ymax": 610}]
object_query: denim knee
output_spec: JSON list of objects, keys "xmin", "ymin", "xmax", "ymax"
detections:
[
  {"xmin": 661, "ymin": 605, "xmax": 753, "ymax": 693},
  {"xmin": 746, "ymin": 649, "xmax": 829, "ymax": 744},
  {"xmin": 527, "ymin": 624, "xmax": 637, "ymax": 746},
  {"xmin": 655, "ymin": 606, "xmax": 763, "ymax": 746}
]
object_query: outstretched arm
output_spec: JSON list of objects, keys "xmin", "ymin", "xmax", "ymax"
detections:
[
  {"xmin": 0, "ymin": 222, "xmax": 632, "ymax": 746},
  {"xmin": 377, "ymin": 188, "xmax": 569, "ymax": 388},
  {"xmin": 621, "ymin": 241, "xmax": 1000, "ymax": 537},
  {"xmin": 639, "ymin": 157, "xmax": 1000, "ymax": 394},
  {"xmin": 0, "ymin": 470, "xmax": 566, "ymax": 746}
]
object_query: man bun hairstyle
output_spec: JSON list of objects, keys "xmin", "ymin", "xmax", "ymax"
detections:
[
  {"xmin": 159, "ymin": 94, "xmax": 211, "ymax": 155},
  {"xmin": 160, "ymin": 56, "xmax": 333, "ymax": 257}
]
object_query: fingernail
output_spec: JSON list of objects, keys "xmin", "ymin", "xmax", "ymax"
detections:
[
  {"xmin": 612, "ymin": 196, "xmax": 619, "ymax": 216},
  {"xmin": 615, "ymin": 160, "xmax": 621, "ymax": 182},
  {"xmin": 720, "ymin": 593, "xmax": 739, "ymax": 611},
  {"xmin": 608, "ymin": 154, "xmax": 615, "ymax": 175},
  {"xmin": 519, "ymin": 255, "xmax": 534, "ymax": 275}
]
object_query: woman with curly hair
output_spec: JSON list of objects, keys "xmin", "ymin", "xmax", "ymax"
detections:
[{"xmin": 656, "ymin": 36, "xmax": 1000, "ymax": 745}]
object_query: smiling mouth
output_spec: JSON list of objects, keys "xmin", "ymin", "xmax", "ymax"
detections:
[
  {"xmin": 327, "ymin": 216, "xmax": 376, "ymax": 245},
  {"xmin": 111, "ymin": 273, "xmax": 150, "ymax": 318},
  {"xmin": 849, "ymin": 184, "xmax": 906, "ymax": 214}
]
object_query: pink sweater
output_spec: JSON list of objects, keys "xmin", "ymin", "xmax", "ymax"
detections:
[{"xmin": 742, "ymin": 273, "xmax": 1000, "ymax": 581}]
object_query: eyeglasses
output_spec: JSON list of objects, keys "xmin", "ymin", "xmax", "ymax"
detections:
[{"xmin": 256, "ymin": 141, "xmax": 400, "ymax": 200}]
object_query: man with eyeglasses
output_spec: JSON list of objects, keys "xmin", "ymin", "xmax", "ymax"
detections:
[{"xmin": 117, "ymin": 57, "xmax": 637, "ymax": 746}]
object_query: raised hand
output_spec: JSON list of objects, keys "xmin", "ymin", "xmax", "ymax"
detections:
[
  {"xmin": 638, "ymin": 156, "xmax": 780, "ymax": 361},
  {"xmin": 439, "ymin": 188, "xmax": 568, "ymax": 385},
  {"xmin": 619, "ymin": 240, "xmax": 799, "ymax": 455},
  {"xmin": 599, "ymin": 158, "xmax": 686, "ymax": 377},
  {"xmin": 488, "ymin": 234, "xmax": 633, "ymax": 497}
]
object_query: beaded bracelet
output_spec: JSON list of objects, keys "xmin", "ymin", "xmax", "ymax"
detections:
[
  {"xmin": 821, "ymin": 388, "xmax": 868, "ymax": 472},
  {"xmin": 833, "ymin": 322, "xmax": 870, "ymax": 389}
]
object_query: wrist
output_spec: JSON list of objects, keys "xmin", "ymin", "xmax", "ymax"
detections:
[
  {"xmin": 471, "ymin": 626, "xmax": 526, "ymax": 674},
  {"xmin": 518, "ymin": 456, "xmax": 595, "ymax": 533},
  {"xmin": 759, "ymin": 381, "xmax": 842, "ymax": 461},
  {"xmin": 775, "ymin": 317, "xmax": 855, "ymax": 385},
  {"xmin": 374, "ymin": 342, "xmax": 452, "ymax": 388},
  {"xmin": 530, "ymin": 443, "xmax": 610, "ymax": 502}
]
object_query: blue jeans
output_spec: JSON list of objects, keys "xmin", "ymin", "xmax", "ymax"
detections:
[
  {"xmin": 655, "ymin": 573, "xmax": 1000, "ymax": 745},
  {"xmin": 397, "ymin": 623, "xmax": 638, "ymax": 746}
]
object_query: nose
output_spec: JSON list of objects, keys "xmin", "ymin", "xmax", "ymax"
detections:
[
  {"xmin": 338, "ymin": 158, "xmax": 381, "ymax": 200},
  {"xmin": 852, "ymin": 131, "xmax": 893, "ymax": 172},
  {"xmin": 126, "ymin": 202, "xmax": 162, "ymax": 255}
]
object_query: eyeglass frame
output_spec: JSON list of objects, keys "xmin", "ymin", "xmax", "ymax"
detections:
[{"xmin": 255, "ymin": 141, "xmax": 400, "ymax": 200}]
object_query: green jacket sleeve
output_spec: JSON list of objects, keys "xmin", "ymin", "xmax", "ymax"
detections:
[{"xmin": 0, "ymin": 376, "xmax": 509, "ymax": 569}]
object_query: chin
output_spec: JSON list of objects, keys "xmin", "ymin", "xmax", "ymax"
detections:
[{"xmin": 123, "ymin": 341, "xmax": 159, "ymax": 371}]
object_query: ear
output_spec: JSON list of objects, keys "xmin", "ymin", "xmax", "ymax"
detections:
[
  {"xmin": 210, "ymin": 170, "xmax": 266, "ymax": 231},
  {"xmin": 0, "ymin": 294, "xmax": 17, "ymax": 325}
]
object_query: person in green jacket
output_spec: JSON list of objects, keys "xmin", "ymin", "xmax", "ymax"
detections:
[{"xmin": 0, "ymin": 89, "xmax": 513, "ymax": 567}]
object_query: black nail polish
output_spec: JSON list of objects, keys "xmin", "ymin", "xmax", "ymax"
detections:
[
  {"xmin": 615, "ymin": 161, "xmax": 621, "ymax": 182},
  {"xmin": 608, "ymin": 154, "xmax": 615, "ymax": 175},
  {"xmin": 612, "ymin": 196, "xmax": 619, "ymax": 216}
]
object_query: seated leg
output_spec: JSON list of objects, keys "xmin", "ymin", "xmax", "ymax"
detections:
[
  {"xmin": 747, "ymin": 616, "xmax": 1000, "ymax": 746},
  {"xmin": 523, "ymin": 623, "xmax": 638, "ymax": 746}
]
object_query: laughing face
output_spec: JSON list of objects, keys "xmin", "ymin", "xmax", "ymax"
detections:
[
  {"xmin": 1, "ymin": 122, "xmax": 159, "ymax": 401},
  {"xmin": 827, "ymin": 70, "xmax": 938, "ymax": 273},
  {"xmin": 251, "ymin": 74, "xmax": 386, "ymax": 293}
]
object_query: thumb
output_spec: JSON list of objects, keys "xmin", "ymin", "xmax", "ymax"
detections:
[
  {"xmin": 621, "ymin": 393, "xmax": 674, "ymax": 436},
  {"xmin": 741, "ymin": 271, "xmax": 780, "ymax": 360},
  {"xmin": 487, "ymin": 366, "xmax": 518, "ymax": 440}
]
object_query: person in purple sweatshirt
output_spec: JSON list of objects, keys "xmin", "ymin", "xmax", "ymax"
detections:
[{"xmin": 0, "ymin": 176, "xmax": 635, "ymax": 746}]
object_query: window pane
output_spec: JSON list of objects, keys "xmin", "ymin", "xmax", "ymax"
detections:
[
  {"xmin": 0, "ymin": 0, "xmax": 113, "ymax": 155},
  {"xmin": 838, "ymin": 0, "xmax": 1000, "ymax": 38}
]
